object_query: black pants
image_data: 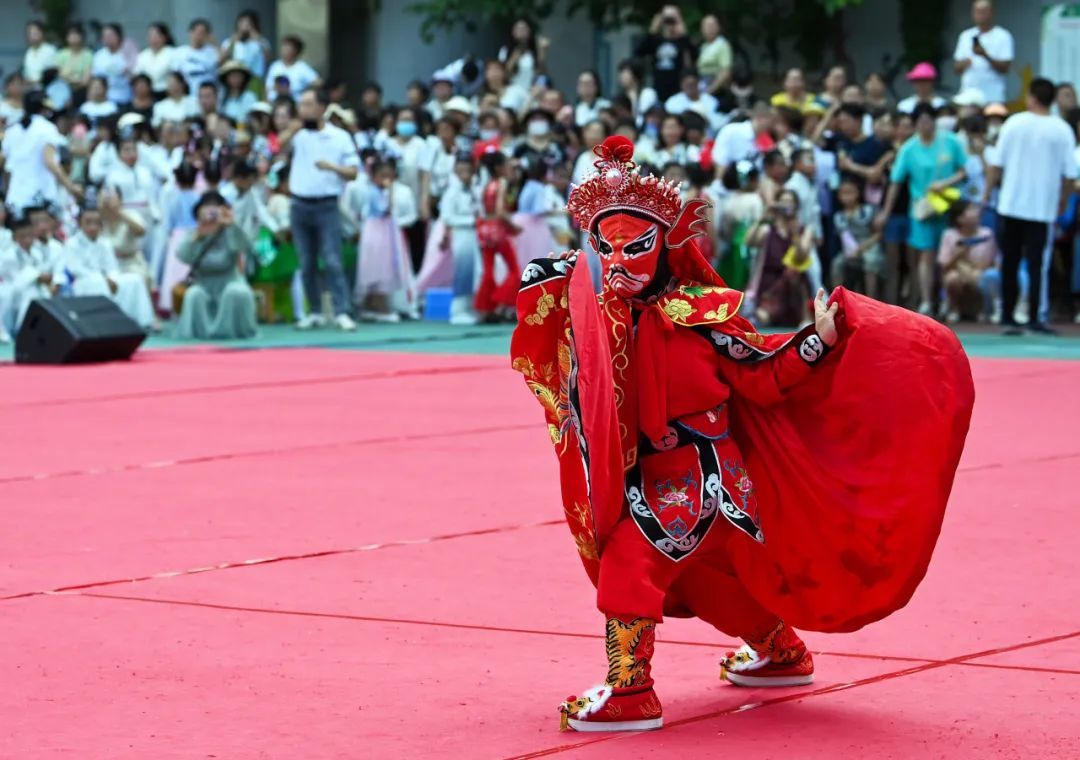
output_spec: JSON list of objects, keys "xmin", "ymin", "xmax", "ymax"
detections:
[
  {"xmin": 999, "ymin": 215, "xmax": 1049, "ymax": 326},
  {"xmin": 404, "ymin": 220, "xmax": 427, "ymax": 274}
]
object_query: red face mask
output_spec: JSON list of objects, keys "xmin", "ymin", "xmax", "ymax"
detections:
[{"xmin": 593, "ymin": 214, "xmax": 664, "ymax": 298}]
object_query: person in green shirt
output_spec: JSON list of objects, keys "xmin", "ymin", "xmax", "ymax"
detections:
[
  {"xmin": 878, "ymin": 102, "xmax": 968, "ymax": 315},
  {"xmin": 55, "ymin": 24, "xmax": 93, "ymax": 94},
  {"xmin": 697, "ymin": 15, "xmax": 732, "ymax": 94},
  {"xmin": 176, "ymin": 192, "xmax": 258, "ymax": 340}
]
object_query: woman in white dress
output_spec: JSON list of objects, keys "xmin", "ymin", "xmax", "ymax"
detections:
[
  {"xmin": 1, "ymin": 92, "xmax": 82, "ymax": 216},
  {"xmin": 497, "ymin": 18, "xmax": 549, "ymax": 91}
]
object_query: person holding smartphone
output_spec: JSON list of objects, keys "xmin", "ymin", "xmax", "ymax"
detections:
[{"xmin": 953, "ymin": 0, "xmax": 1014, "ymax": 106}]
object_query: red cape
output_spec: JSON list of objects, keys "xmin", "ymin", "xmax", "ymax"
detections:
[{"xmin": 513, "ymin": 258, "xmax": 974, "ymax": 633}]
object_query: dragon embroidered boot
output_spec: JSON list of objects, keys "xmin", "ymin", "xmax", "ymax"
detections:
[
  {"xmin": 558, "ymin": 617, "xmax": 663, "ymax": 732},
  {"xmin": 720, "ymin": 621, "xmax": 815, "ymax": 687}
]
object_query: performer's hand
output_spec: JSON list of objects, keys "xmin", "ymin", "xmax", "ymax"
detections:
[{"xmin": 814, "ymin": 288, "xmax": 839, "ymax": 347}]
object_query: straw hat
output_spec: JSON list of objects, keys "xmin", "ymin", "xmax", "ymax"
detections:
[
  {"xmin": 219, "ymin": 60, "xmax": 253, "ymax": 87},
  {"xmin": 325, "ymin": 103, "xmax": 358, "ymax": 128},
  {"xmin": 444, "ymin": 96, "xmax": 474, "ymax": 116}
]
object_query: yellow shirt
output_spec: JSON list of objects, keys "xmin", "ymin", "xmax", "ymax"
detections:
[{"xmin": 770, "ymin": 92, "xmax": 818, "ymax": 113}]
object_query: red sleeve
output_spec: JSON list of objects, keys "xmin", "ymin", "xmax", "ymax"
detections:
[{"xmin": 713, "ymin": 325, "xmax": 833, "ymax": 407}]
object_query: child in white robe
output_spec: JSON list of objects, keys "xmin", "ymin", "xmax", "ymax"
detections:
[
  {"xmin": 0, "ymin": 214, "xmax": 56, "ymax": 336},
  {"xmin": 58, "ymin": 205, "xmax": 156, "ymax": 328},
  {"xmin": 438, "ymin": 155, "xmax": 482, "ymax": 324}
]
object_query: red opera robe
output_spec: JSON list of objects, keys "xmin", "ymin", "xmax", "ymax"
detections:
[{"xmin": 511, "ymin": 252, "xmax": 975, "ymax": 633}]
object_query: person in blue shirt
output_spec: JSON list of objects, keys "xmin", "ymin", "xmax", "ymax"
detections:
[{"xmin": 878, "ymin": 102, "xmax": 967, "ymax": 315}]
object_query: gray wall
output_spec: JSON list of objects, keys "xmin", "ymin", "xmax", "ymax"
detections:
[
  {"xmin": 1, "ymin": 0, "xmax": 276, "ymax": 83},
  {"xmin": 0, "ymin": 0, "xmax": 1056, "ymax": 108}
]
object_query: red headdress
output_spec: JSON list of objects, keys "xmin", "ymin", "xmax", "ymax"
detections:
[{"xmin": 566, "ymin": 135, "xmax": 725, "ymax": 287}]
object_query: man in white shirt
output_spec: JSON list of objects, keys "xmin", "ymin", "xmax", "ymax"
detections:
[
  {"xmin": 954, "ymin": 0, "xmax": 1013, "ymax": 106},
  {"xmin": 23, "ymin": 21, "xmax": 57, "ymax": 87},
  {"xmin": 172, "ymin": 19, "xmax": 220, "ymax": 94},
  {"xmin": 264, "ymin": 36, "xmax": 319, "ymax": 100},
  {"xmin": 663, "ymin": 71, "xmax": 720, "ymax": 131},
  {"xmin": 91, "ymin": 23, "xmax": 132, "ymax": 105},
  {"xmin": 712, "ymin": 102, "xmax": 773, "ymax": 175},
  {"xmin": 282, "ymin": 88, "xmax": 360, "ymax": 331},
  {"xmin": 986, "ymin": 79, "xmax": 1076, "ymax": 335}
]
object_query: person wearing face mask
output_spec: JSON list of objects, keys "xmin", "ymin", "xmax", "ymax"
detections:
[
  {"xmin": 391, "ymin": 107, "xmax": 429, "ymax": 272},
  {"xmin": 279, "ymin": 87, "xmax": 361, "ymax": 331},
  {"xmin": 472, "ymin": 111, "xmax": 503, "ymax": 159},
  {"xmin": 512, "ymin": 135, "xmax": 973, "ymax": 733},
  {"xmin": 935, "ymin": 106, "xmax": 960, "ymax": 135},
  {"xmin": 513, "ymin": 109, "xmax": 568, "ymax": 173}
]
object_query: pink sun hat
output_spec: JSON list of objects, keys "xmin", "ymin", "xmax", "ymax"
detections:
[{"xmin": 906, "ymin": 62, "xmax": 938, "ymax": 82}]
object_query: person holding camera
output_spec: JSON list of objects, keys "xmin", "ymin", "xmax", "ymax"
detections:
[
  {"xmin": 954, "ymin": 1, "xmax": 1013, "ymax": 106},
  {"xmin": 175, "ymin": 192, "xmax": 258, "ymax": 340},
  {"xmin": 634, "ymin": 6, "xmax": 695, "ymax": 102}
]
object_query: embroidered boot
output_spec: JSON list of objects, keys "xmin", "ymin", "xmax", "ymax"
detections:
[
  {"xmin": 558, "ymin": 617, "xmax": 663, "ymax": 732},
  {"xmin": 720, "ymin": 621, "xmax": 815, "ymax": 687}
]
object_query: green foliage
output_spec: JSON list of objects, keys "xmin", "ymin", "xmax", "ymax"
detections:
[
  {"xmin": 30, "ymin": 0, "xmax": 73, "ymax": 41},
  {"xmin": 899, "ymin": 0, "xmax": 949, "ymax": 67},
  {"xmin": 407, "ymin": 0, "xmax": 864, "ymax": 43}
]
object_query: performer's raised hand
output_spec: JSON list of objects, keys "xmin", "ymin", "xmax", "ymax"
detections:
[{"xmin": 814, "ymin": 288, "xmax": 839, "ymax": 346}]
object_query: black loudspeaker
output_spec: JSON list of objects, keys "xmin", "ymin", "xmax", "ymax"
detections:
[{"xmin": 15, "ymin": 297, "xmax": 147, "ymax": 365}]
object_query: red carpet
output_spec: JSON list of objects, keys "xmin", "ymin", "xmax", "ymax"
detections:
[{"xmin": 1, "ymin": 348, "xmax": 1078, "ymax": 758}]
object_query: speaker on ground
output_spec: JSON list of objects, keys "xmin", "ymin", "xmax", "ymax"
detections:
[{"xmin": 15, "ymin": 296, "xmax": 147, "ymax": 365}]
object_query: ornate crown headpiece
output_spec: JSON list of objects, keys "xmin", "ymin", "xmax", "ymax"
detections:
[{"xmin": 566, "ymin": 135, "xmax": 683, "ymax": 231}]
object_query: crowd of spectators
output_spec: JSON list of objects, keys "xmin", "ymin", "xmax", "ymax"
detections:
[{"xmin": 0, "ymin": 0, "xmax": 1077, "ymax": 343}]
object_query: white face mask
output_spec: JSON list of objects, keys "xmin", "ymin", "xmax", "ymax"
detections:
[
  {"xmin": 527, "ymin": 120, "xmax": 551, "ymax": 137},
  {"xmin": 936, "ymin": 116, "xmax": 958, "ymax": 133}
]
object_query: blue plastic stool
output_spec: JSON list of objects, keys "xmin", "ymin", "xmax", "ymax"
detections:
[{"xmin": 423, "ymin": 287, "xmax": 453, "ymax": 321}]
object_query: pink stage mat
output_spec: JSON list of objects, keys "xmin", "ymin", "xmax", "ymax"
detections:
[{"xmin": 1, "ymin": 348, "xmax": 1078, "ymax": 758}]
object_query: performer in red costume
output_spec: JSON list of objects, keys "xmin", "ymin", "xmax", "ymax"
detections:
[{"xmin": 511, "ymin": 136, "xmax": 975, "ymax": 732}]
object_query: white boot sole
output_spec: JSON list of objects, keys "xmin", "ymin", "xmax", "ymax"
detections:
[
  {"xmin": 567, "ymin": 717, "xmax": 663, "ymax": 732},
  {"xmin": 723, "ymin": 671, "xmax": 814, "ymax": 688}
]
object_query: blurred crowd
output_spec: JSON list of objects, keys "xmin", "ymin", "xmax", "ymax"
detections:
[{"xmin": 0, "ymin": 0, "xmax": 1077, "ymax": 342}]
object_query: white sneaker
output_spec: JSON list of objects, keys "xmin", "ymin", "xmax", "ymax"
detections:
[
  {"xmin": 449, "ymin": 296, "xmax": 478, "ymax": 326},
  {"xmin": 917, "ymin": 301, "xmax": 933, "ymax": 316},
  {"xmin": 295, "ymin": 314, "xmax": 326, "ymax": 330},
  {"xmin": 1074, "ymin": 312, "xmax": 1080, "ymax": 325},
  {"xmin": 0, "ymin": 330, "xmax": 11, "ymax": 344},
  {"xmin": 334, "ymin": 314, "xmax": 358, "ymax": 331},
  {"xmin": 359, "ymin": 310, "xmax": 400, "ymax": 324},
  {"xmin": 946, "ymin": 311, "xmax": 961, "ymax": 324},
  {"xmin": 1014, "ymin": 303, "xmax": 1029, "ymax": 323}
]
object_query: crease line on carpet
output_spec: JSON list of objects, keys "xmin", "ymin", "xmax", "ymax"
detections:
[
  {"xmin": 0, "ymin": 519, "xmax": 564, "ymax": 601},
  {"xmin": 2, "ymin": 362, "xmax": 502, "ymax": 410},
  {"xmin": 63, "ymin": 592, "xmax": 1080, "ymax": 679},
  {"xmin": 0, "ymin": 421, "xmax": 536, "ymax": 486}
]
